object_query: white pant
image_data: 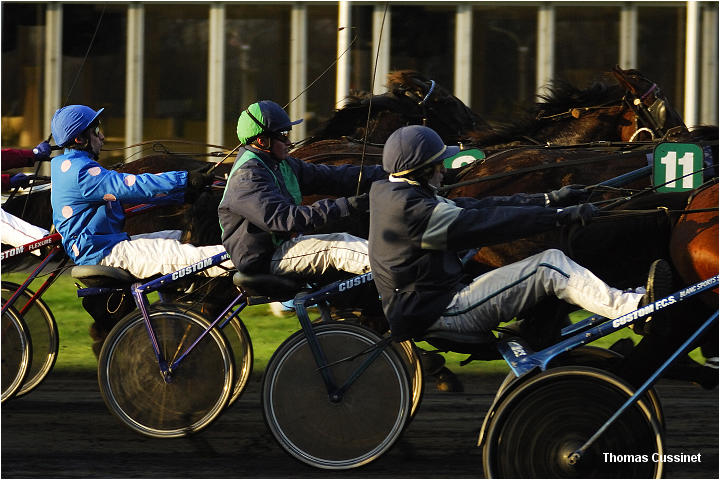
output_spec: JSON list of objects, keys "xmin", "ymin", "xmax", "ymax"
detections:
[
  {"xmin": 426, "ymin": 249, "xmax": 644, "ymax": 340},
  {"xmin": 100, "ymin": 230, "xmax": 231, "ymax": 279},
  {"xmin": 270, "ymin": 232, "xmax": 370, "ymax": 278},
  {"xmin": 0, "ymin": 208, "xmax": 50, "ymax": 255}
]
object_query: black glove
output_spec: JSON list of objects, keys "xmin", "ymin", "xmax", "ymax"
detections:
[
  {"xmin": 346, "ymin": 193, "xmax": 369, "ymax": 214},
  {"xmin": 186, "ymin": 171, "xmax": 215, "ymax": 190},
  {"xmin": 546, "ymin": 184, "xmax": 590, "ymax": 207},
  {"xmin": 556, "ymin": 203, "xmax": 599, "ymax": 227}
]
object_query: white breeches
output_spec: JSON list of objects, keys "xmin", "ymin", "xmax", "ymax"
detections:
[
  {"xmin": 270, "ymin": 232, "xmax": 370, "ymax": 279},
  {"xmin": 0, "ymin": 208, "xmax": 50, "ymax": 255},
  {"xmin": 427, "ymin": 249, "xmax": 644, "ymax": 338},
  {"xmin": 99, "ymin": 230, "xmax": 231, "ymax": 279}
]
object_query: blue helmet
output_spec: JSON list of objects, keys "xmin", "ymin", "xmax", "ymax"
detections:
[
  {"xmin": 236, "ymin": 100, "xmax": 303, "ymax": 144},
  {"xmin": 51, "ymin": 105, "xmax": 104, "ymax": 147}
]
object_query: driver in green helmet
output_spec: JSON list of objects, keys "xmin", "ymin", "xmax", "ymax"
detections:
[{"xmin": 218, "ymin": 100, "xmax": 386, "ymax": 280}]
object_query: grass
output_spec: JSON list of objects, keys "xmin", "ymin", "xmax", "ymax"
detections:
[{"xmin": 2, "ymin": 272, "xmax": 705, "ymax": 376}]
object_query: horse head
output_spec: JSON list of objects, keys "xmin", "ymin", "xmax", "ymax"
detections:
[
  {"xmin": 386, "ymin": 70, "xmax": 488, "ymax": 144},
  {"xmin": 612, "ymin": 65, "xmax": 687, "ymax": 141}
]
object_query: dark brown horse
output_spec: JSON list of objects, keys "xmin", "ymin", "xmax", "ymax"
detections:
[{"xmin": 307, "ymin": 67, "xmax": 686, "ymax": 152}]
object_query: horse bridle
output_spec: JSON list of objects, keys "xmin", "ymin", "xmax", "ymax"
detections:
[
  {"xmin": 399, "ymin": 77, "xmax": 479, "ymax": 141},
  {"xmin": 623, "ymin": 81, "xmax": 670, "ymax": 140}
]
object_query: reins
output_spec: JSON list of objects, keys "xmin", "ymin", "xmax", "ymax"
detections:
[{"xmin": 438, "ymin": 147, "xmax": 653, "ymax": 195}]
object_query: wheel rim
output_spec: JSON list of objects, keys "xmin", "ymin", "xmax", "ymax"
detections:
[
  {"xmin": 222, "ymin": 316, "xmax": 253, "ymax": 405},
  {"xmin": 1, "ymin": 307, "xmax": 31, "ymax": 403},
  {"xmin": 393, "ymin": 340, "xmax": 424, "ymax": 420},
  {"xmin": 263, "ymin": 324, "xmax": 411, "ymax": 469},
  {"xmin": 484, "ymin": 367, "xmax": 662, "ymax": 479},
  {"xmin": 98, "ymin": 309, "xmax": 232, "ymax": 437},
  {"xmin": 2, "ymin": 283, "xmax": 59, "ymax": 397}
]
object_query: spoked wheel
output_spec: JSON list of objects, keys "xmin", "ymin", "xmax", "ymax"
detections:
[
  {"xmin": 482, "ymin": 367, "xmax": 663, "ymax": 479},
  {"xmin": 221, "ymin": 315, "xmax": 253, "ymax": 405},
  {"xmin": 262, "ymin": 322, "xmax": 411, "ymax": 469},
  {"xmin": 97, "ymin": 305, "xmax": 234, "ymax": 438},
  {"xmin": 493, "ymin": 346, "xmax": 665, "ymax": 428},
  {"xmin": 2, "ymin": 282, "xmax": 59, "ymax": 397},
  {"xmin": 1, "ymin": 306, "xmax": 31, "ymax": 403},
  {"xmin": 391, "ymin": 339, "xmax": 424, "ymax": 420},
  {"xmin": 176, "ymin": 302, "xmax": 254, "ymax": 407}
]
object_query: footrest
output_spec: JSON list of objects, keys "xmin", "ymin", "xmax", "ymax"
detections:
[
  {"xmin": 232, "ymin": 271, "xmax": 302, "ymax": 302},
  {"xmin": 496, "ymin": 337, "xmax": 537, "ymax": 377},
  {"xmin": 71, "ymin": 265, "xmax": 136, "ymax": 287}
]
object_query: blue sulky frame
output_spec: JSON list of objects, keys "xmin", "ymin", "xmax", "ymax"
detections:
[
  {"xmin": 495, "ymin": 274, "xmax": 718, "ymax": 461},
  {"xmin": 76, "ymin": 251, "xmax": 237, "ymax": 380}
]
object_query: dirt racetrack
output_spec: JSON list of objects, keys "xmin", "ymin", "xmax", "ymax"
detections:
[{"xmin": 2, "ymin": 370, "xmax": 718, "ymax": 478}]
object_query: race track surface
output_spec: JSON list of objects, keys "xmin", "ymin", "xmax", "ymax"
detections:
[{"xmin": 2, "ymin": 370, "xmax": 717, "ymax": 478}]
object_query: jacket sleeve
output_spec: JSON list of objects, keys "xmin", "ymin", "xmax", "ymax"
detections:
[
  {"xmin": 418, "ymin": 197, "xmax": 559, "ymax": 252},
  {"xmin": 224, "ymin": 162, "xmax": 351, "ymax": 234},
  {"xmin": 292, "ymin": 158, "xmax": 387, "ymax": 197},
  {"xmin": 451, "ymin": 192, "xmax": 546, "ymax": 209},
  {"xmin": 76, "ymin": 162, "xmax": 187, "ymax": 205},
  {"xmin": 1, "ymin": 149, "xmax": 35, "ymax": 171}
]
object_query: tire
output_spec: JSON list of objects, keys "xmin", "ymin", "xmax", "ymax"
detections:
[
  {"xmin": 392, "ymin": 339, "xmax": 424, "ymax": 420},
  {"xmin": 493, "ymin": 346, "xmax": 665, "ymax": 428},
  {"xmin": 221, "ymin": 315, "xmax": 253, "ymax": 405},
  {"xmin": 97, "ymin": 305, "xmax": 233, "ymax": 438},
  {"xmin": 159, "ymin": 302, "xmax": 254, "ymax": 407},
  {"xmin": 262, "ymin": 323, "xmax": 411, "ymax": 469},
  {"xmin": 2, "ymin": 282, "xmax": 59, "ymax": 397},
  {"xmin": 1, "ymin": 306, "xmax": 31, "ymax": 403},
  {"xmin": 483, "ymin": 367, "xmax": 664, "ymax": 479}
]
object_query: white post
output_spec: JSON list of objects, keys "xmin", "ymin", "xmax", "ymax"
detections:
[
  {"xmin": 536, "ymin": 4, "xmax": 555, "ymax": 97},
  {"xmin": 44, "ymin": 3, "xmax": 62, "ymax": 137},
  {"xmin": 700, "ymin": 3, "xmax": 718, "ymax": 125},
  {"xmin": 619, "ymin": 4, "xmax": 637, "ymax": 69},
  {"xmin": 207, "ymin": 3, "xmax": 226, "ymax": 149},
  {"xmin": 290, "ymin": 3, "xmax": 307, "ymax": 142},
  {"xmin": 372, "ymin": 3, "xmax": 391, "ymax": 95},
  {"xmin": 684, "ymin": 0, "xmax": 700, "ymax": 127},
  {"xmin": 125, "ymin": 3, "xmax": 145, "ymax": 161},
  {"xmin": 454, "ymin": 4, "xmax": 473, "ymax": 105},
  {"xmin": 336, "ymin": 1, "xmax": 352, "ymax": 108}
]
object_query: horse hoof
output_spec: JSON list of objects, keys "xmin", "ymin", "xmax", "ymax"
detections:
[{"xmin": 435, "ymin": 367, "xmax": 463, "ymax": 393}]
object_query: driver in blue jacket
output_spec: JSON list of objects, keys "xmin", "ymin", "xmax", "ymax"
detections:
[
  {"xmin": 218, "ymin": 100, "xmax": 386, "ymax": 280},
  {"xmin": 49, "ymin": 105, "xmax": 228, "ymax": 279},
  {"xmin": 368, "ymin": 125, "xmax": 671, "ymax": 343}
]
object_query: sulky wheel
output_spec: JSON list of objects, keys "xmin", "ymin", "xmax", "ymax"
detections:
[
  {"xmin": 221, "ymin": 314, "xmax": 253, "ymax": 405},
  {"xmin": 97, "ymin": 305, "xmax": 233, "ymax": 438},
  {"xmin": 483, "ymin": 366, "xmax": 663, "ymax": 479},
  {"xmin": 492, "ymin": 346, "xmax": 664, "ymax": 428},
  {"xmin": 2, "ymin": 282, "xmax": 59, "ymax": 397},
  {"xmin": 262, "ymin": 322, "xmax": 411, "ymax": 469},
  {"xmin": 180, "ymin": 302, "xmax": 254, "ymax": 407},
  {"xmin": 391, "ymin": 339, "xmax": 424, "ymax": 420},
  {"xmin": 1, "ymin": 306, "xmax": 31, "ymax": 403}
]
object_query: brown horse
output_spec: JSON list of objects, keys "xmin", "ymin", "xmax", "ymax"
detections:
[
  {"xmin": 306, "ymin": 67, "xmax": 686, "ymax": 152},
  {"xmin": 669, "ymin": 182, "xmax": 719, "ymax": 307}
]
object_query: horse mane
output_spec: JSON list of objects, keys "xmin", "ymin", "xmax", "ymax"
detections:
[{"xmin": 468, "ymin": 77, "xmax": 626, "ymax": 147}]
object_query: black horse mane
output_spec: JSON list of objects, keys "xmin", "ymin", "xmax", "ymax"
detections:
[{"xmin": 468, "ymin": 78, "xmax": 626, "ymax": 147}]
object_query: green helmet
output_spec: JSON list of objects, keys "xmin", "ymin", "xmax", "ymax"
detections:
[{"xmin": 236, "ymin": 101, "xmax": 303, "ymax": 144}]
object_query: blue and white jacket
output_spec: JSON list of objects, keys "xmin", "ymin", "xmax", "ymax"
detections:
[{"xmin": 50, "ymin": 149, "xmax": 187, "ymax": 265}]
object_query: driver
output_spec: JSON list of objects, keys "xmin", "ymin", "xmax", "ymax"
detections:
[
  {"xmin": 219, "ymin": 100, "xmax": 386, "ymax": 280},
  {"xmin": 49, "ymin": 104, "xmax": 228, "ymax": 279},
  {"xmin": 368, "ymin": 125, "xmax": 672, "ymax": 343}
]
